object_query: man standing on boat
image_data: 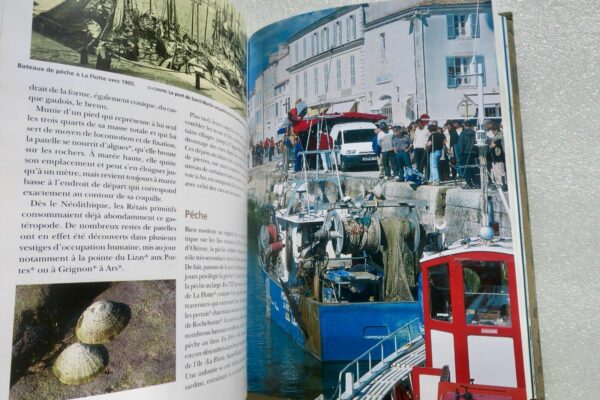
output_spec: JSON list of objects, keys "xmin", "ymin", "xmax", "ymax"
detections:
[
  {"xmin": 318, "ymin": 127, "xmax": 333, "ymax": 172},
  {"xmin": 293, "ymin": 136, "xmax": 304, "ymax": 173}
]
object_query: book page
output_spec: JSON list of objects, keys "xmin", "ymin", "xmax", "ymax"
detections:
[
  {"xmin": 0, "ymin": 0, "xmax": 247, "ymax": 399},
  {"xmin": 246, "ymin": 1, "xmax": 537, "ymax": 399}
]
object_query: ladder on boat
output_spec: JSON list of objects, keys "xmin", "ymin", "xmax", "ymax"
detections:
[{"xmin": 334, "ymin": 319, "xmax": 425, "ymax": 400}]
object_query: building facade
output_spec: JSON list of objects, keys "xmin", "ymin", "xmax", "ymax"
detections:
[
  {"xmin": 364, "ymin": 0, "xmax": 499, "ymax": 125},
  {"xmin": 248, "ymin": 0, "xmax": 499, "ymax": 142},
  {"xmin": 287, "ymin": 5, "xmax": 367, "ymax": 115},
  {"xmin": 248, "ymin": 45, "xmax": 291, "ymax": 142}
]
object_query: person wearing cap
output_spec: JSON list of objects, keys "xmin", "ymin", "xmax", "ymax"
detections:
[
  {"xmin": 377, "ymin": 121, "xmax": 394, "ymax": 179},
  {"xmin": 392, "ymin": 126, "xmax": 412, "ymax": 182},
  {"xmin": 413, "ymin": 119, "xmax": 430, "ymax": 176},
  {"xmin": 426, "ymin": 124, "xmax": 446, "ymax": 184}
]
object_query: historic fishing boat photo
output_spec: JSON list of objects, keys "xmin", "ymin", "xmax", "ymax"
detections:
[{"xmin": 30, "ymin": 0, "xmax": 246, "ymax": 111}]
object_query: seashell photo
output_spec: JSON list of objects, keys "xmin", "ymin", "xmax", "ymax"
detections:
[
  {"xmin": 10, "ymin": 280, "xmax": 175, "ymax": 400},
  {"xmin": 76, "ymin": 300, "xmax": 131, "ymax": 344},
  {"xmin": 52, "ymin": 343, "xmax": 109, "ymax": 385}
]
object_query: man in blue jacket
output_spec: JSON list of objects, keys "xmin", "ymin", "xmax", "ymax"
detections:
[
  {"xmin": 372, "ymin": 128, "xmax": 383, "ymax": 179},
  {"xmin": 293, "ymin": 137, "xmax": 304, "ymax": 173},
  {"xmin": 457, "ymin": 121, "xmax": 479, "ymax": 188}
]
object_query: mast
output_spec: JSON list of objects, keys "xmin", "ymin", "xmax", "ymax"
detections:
[
  {"xmin": 191, "ymin": 1, "xmax": 195, "ymax": 39},
  {"xmin": 212, "ymin": 3, "xmax": 218, "ymax": 49},
  {"xmin": 173, "ymin": 0, "xmax": 177, "ymax": 31},
  {"xmin": 204, "ymin": 0, "xmax": 210, "ymax": 44},
  {"xmin": 196, "ymin": 2, "xmax": 200, "ymax": 43}
]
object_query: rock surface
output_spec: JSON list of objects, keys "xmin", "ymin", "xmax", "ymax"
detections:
[{"xmin": 10, "ymin": 280, "xmax": 176, "ymax": 399}]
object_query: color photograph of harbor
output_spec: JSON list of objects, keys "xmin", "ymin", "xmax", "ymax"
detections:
[
  {"xmin": 30, "ymin": 0, "xmax": 247, "ymax": 115},
  {"xmin": 248, "ymin": 1, "xmax": 533, "ymax": 399}
]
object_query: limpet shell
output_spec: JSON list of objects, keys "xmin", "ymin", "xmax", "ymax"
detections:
[
  {"xmin": 76, "ymin": 300, "xmax": 131, "ymax": 344},
  {"xmin": 52, "ymin": 343, "xmax": 108, "ymax": 385}
]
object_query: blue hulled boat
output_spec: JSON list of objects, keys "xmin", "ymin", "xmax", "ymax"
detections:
[{"xmin": 258, "ymin": 150, "xmax": 424, "ymax": 361}]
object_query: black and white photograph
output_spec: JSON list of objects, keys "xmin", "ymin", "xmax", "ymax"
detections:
[{"xmin": 31, "ymin": 0, "xmax": 247, "ymax": 114}]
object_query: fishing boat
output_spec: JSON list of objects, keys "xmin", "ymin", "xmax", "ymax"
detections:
[
  {"xmin": 328, "ymin": 233, "xmax": 527, "ymax": 400},
  {"xmin": 324, "ymin": 67, "xmax": 528, "ymax": 398},
  {"xmin": 257, "ymin": 112, "xmax": 426, "ymax": 361}
]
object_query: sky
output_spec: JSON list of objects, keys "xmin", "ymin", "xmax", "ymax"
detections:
[{"xmin": 247, "ymin": 8, "xmax": 336, "ymax": 94}]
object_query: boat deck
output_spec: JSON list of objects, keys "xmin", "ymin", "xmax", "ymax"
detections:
[{"xmin": 340, "ymin": 341, "xmax": 425, "ymax": 400}]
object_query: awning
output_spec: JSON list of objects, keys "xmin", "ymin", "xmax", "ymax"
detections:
[
  {"xmin": 329, "ymin": 101, "xmax": 356, "ymax": 113},
  {"xmin": 464, "ymin": 93, "xmax": 501, "ymax": 107},
  {"xmin": 307, "ymin": 106, "xmax": 329, "ymax": 116},
  {"xmin": 369, "ymin": 99, "xmax": 391, "ymax": 113}
]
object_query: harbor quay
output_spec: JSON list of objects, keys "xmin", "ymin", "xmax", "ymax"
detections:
[{"xmin": 249, "ymin": 163, "xmax": 511, "ymax": 244}]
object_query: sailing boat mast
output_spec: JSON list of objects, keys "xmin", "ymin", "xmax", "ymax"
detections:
[
  {"xmin": 204, "ymin": 0, "xmax": 210, "ymax": 44},
  {"xmin": 191, "ymin": 1, "xmax": 195, "ymax": 39}
]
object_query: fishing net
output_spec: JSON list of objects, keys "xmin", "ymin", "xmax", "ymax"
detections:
[{"xmin": 380, "ymin": 217, "xmax": 420, "ymax": 302}]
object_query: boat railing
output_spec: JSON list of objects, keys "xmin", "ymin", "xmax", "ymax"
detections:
[
  {"xmin": 335, "ymin": 318, "xmax": 424, "ymax": 400},
  {"xmin": 297, "ymin": 149, "xmax": 344, "ymax": 218}
]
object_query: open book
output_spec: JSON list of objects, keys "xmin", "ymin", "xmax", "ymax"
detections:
[{"xmin": 0, "ymin": 0, "xmax": 537, "ymax": 399}]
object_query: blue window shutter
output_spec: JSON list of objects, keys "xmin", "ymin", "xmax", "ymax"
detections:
[
  {"xmin": 447, "ymin": 14, "xmax": 455, "ymax": 39},
  {"xmin": 447, "ymin": 57, "xmax": 457, "ymax": 88},
  {"xmin": 476, "ymin": 55, "xmax": 486, "ymax": 87},
  {"xmin": 470, "ymin": 13, "xmax": 480, "ymax": 38}
]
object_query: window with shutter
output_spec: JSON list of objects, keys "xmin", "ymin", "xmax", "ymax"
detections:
[
  {"xmin": 446, "ymin": 57, "xmax": 457, "ymax": 88},
  {"xmin": 446, "ymin": 56, "xmax": 486, "ymax": 88},
  {"xmin": 336, "ymin": 59, "xmax": 342, "ymax": 90},
  {"xmin": 447, "ymin": 14, "xmax": 456, "ymax": 39},
  {"xmin": 476, "ymin": 55, "xmax": 486, "ymax": 86},
  {"xmin": 470, "ymin": 13, "xmax": 480, "ymax": 38},
  {"xmin": 350, "ymin": 56, "xmax": 356, "ymax": 87}
]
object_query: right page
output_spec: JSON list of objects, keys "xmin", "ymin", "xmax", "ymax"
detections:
[{"xmin": 247, "ymin": 1, "xmax": 537, "ymax": 399}]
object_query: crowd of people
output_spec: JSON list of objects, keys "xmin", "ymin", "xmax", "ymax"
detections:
[
  {"xmin": 372, "ymin": 115, "xmax": 507, "ymax": 190},
  {"xmin": 250, "ymin": 137, "xmax": 280, "ymax": 166},
  {"xmin": 249, "ymin": 114, "xmax": 507, "ymax": 191}
]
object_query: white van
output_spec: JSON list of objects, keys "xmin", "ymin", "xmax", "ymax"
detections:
[{"xmin": 331, "ymin": 121, "xmax": 378, "ymax": 171}]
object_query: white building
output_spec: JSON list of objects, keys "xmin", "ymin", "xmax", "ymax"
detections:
[
  {"xmin": 287, "ymin": 5, "xmax": 368, "ymax": 115},
  {"xmin": 364, "ymin": 0, "xmax": 499, "ymax": 125},
  {"xmin": 248, "ymin": 0, "xmax": 499, "ymax": 140},
  {"xmin": 248, "ymin": 45, "xmax": 291, "ymax": 143},
  {"xmin": 248, "ymin": 74, "xmax": 264, "ymax": 141}
]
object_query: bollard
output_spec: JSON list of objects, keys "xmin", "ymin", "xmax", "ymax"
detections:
[{"xmin": 195, "ymin": 71, "xmax": 201, "ymax": 90}]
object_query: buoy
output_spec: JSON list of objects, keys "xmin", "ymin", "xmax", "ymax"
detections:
[
  {"xmin": 268, "ymin": 224, "xmax": 278, "ymax": 243},
  {"xmin": 268, "ymin": 241, "xmax": 285, "ymax": 255}
]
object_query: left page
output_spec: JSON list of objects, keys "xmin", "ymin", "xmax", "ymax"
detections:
[{"xmin": 0, "ymin": 0, "xmax": 248, "ymax": 399}]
